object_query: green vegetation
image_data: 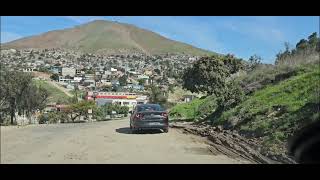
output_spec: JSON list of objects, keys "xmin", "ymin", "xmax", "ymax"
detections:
[
  {"xmin": 97, "ymin": 104, "xmax": 129, "ymax": 120},
  {"xmin": 38, "ymin": 111, "xmax": 70, "ymax": 124},
  {"xmin": 170, "ymin": 32, "xmax": 320, "ymax": 156},
  {"xmin": 50, "ymin": 73, "xmax": 59, "ymax": 81},
  {"xmin": 169, "ymin": 98, "xmax": 205, "ymax": 120},
  {"xmin": 182, "ymin": 55, "xmax": 245, "ymax": 114},
  {"xmin": 215, "ymin": 66, "xmax": 320, "ymax": 154},
  {"xmin": 275, "ymin": 32, "xmax": 319, "ymax": 65},
  {"xmin": 148, "ymin": 85, "xmax": 168, "ymax": 107},
  {"xmin": 169, "ymin": 95, "xmax": 217, "ymax": 120},
  {"xmin": 70, "ymin": 89, "xmax": 85, "ymax": 100},
  {"xmin": 0, "ymin": 71, "xmax": 49, "ymax": 125},
  {"xmin": 68, "ymin": 100, "xmax": 97, "ymax": 122},
  {"xmin": 33, "ymin": 80, "xmax": 70, "ymax": 104}
]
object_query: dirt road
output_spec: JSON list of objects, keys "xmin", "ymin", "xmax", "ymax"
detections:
[{"xmin": 1, "ymin": 119, "xmax": 250, "ymax": 164}]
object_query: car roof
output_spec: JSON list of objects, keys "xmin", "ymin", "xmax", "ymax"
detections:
[
  {"xmin": 137, "ymin": 104, "xmax": 161, "ymax": 107},
  {"xmin": 137, "ymin": 104, "xmax": 160, "ymax": 106}
]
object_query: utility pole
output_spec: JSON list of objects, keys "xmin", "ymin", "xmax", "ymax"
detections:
[{"xmin": 94, "ymin": 68, "xmax": 96, "ymax": 91}]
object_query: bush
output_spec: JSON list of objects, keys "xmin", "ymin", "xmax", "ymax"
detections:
[
  {"xmin": 38, "ymin": 111, "xmax": 70, "ymax": 124},
  {"xmin": 99, "ymin": 104, "xmax": 129, "ymax": 117}
]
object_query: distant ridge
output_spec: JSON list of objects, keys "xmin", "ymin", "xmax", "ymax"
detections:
[{"xmin": 2, "ymin": 20, "xmax": 216, "ymax": 56}]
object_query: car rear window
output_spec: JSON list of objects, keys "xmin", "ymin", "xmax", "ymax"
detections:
[{"xmin": 137, "ymin": 105, "xmax": 164, "ymax": 112}]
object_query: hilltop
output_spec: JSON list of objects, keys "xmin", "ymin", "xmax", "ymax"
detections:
[{"xmin": 2, "ymin": 20, "xmax": 215, "ymax": 56}]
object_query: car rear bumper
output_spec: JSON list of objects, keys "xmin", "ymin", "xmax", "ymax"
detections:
[{"xmin": 132, "ymin": 121, "xmax": 168, "ymax": 129}]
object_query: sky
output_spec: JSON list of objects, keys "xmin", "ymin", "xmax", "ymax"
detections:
[{"xmin": 1, "ymin": 16, "xmax": 319, "ymax": 64}]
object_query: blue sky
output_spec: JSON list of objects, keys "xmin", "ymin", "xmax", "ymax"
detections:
[{"xmin": 1, "ymin": 16, "xmax": 319, "ymax": 64}]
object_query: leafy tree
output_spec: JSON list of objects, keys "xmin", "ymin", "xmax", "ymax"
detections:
[
  {"xmin": 138, "ymin": 79, "xmax": 146, "ymax": 86},
  {"xmin": 68, "ymin": 100, "xmax": 97, "ymax": 122},
  {"xmin": 50, "ymin": 73, "xmax": 59, "ymax": 81},
  {"xmin": 38, "ymin": 111, "xmax": 69, "ymax": 124},
  {"xmin": 0, "ymin": 70, "xmax": 49, "ymax": 124},
  {"xmin": 182, "ymin": 56, "xmax": 244, "ymax": 111},
  {"xmin": 308, "ymin": 32, "xmax": 318, "ymax": 48},
  {"xmin": 168, "ymin": 84, "xmax": 175, "ymax": 93},
  {"xmin": 248, "ymin": 54, "xmax": 262, "ymax": 70},
  {"xmin": 182, "ymin": 56, "xmax": 230, "ymax": 96},
  {"xmin": 119, "ymin": 75, "xmax": 128, "ymax": 86},
  {"xmin": 296, "ymin": 39, "xmax": 309, "ymax": 51},
  {"xmin": 223, "ymin": 54, "xmax": 245, "ymax": 74},
  {"xmin": 148, "ymin": 85, "xmax": 167, "ymax": 106}
]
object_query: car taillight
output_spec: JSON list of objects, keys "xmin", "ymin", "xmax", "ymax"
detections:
[
  {"xmin": 162, "ymin": 112, "xmax": 169, "ymax": 125},
  {"xmin": 161, "ymin": 112, "xmax": 168, "ymax": 118},
  {"xmin": 135, "ymin": 113, "xmax": 143, "ymax": 120}
]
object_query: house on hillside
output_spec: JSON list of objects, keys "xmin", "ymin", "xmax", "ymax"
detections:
[
  {"xmin": 50, "ymin": 66, "xmax": 62, "ymax": 74},
  {"xmin": 182, "ymin": 95, "xmax": 197, "ymax": 103},
  {"xmin": 61, "ymin": 67, "xmax": 76, "ymax": 77}
]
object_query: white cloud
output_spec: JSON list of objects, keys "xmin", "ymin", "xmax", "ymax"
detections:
[{"xmin": 1, "ymin": 31, "xmax": 22, "ymax": 43}]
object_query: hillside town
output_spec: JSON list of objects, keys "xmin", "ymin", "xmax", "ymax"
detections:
[{"xmin": 0, "ymin": 48, "xmax": 201, "ymax": 124}]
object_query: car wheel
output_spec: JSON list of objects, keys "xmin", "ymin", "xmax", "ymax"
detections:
[{"xmin": 163, "ymin": 128, "xmax": 169, "ymax": 133}]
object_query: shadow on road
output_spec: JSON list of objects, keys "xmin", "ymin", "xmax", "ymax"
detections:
[{"xmin": 115, "ymin": 127, "xmax": 162, "ymax": 134}]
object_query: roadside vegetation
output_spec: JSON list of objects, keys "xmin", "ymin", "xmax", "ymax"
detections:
[
  {"xmin": 170, "ymin": 32, "xmax": 320, "ymax": 157},
  {"xmin": 0, "ymin": 71, "xmax": 49, "ymax": 125},
  {"xmin": 33, "ymin": 79, "xmax": 71, "ymax": 104}
]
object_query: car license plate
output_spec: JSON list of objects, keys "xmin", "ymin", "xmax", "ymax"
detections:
[{"xmin": 149, "ymin": 122, "xmax": 161, "ymax": 125}]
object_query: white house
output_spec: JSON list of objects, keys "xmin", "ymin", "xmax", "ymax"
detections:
[{"xmin": 61, "ymin": 67, "xmax": 76, "ymax": 77}]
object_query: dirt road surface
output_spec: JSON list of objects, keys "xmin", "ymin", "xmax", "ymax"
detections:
[{"xmin": 1, "ymin": 119, "xmax": 250, "ymax": 164}]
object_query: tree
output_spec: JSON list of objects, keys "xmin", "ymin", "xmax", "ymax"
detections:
[
  {"xmin": 308, "ymin": 32, "xmax": 318, "ymax": 48},
  {"xmin": 50, "ymin": 73, "xmax": 59, "ymax": 81},
  {"xmin": 182, "ymin": 56, "xmax": 244, "ymax": 110},
  {"xmin": 168, "ymin": 84, "xmax": 175, "ymax": 93},
  {"xmin": 0, "ymin": 70, "xmax": 49, "ymax": 124},
  {"xmin": 138, "ymin": 79, "xmax": 146, "ymax": 86},
  {"xmin": 182, "ymin": 56, "xmax": 230, "ymax": 96},
  {"xmin": 248, "ymin": 54, "xmax": 262, "ymax": 70},
  {"xmin": 119, "ymin": 75, "xmax": 128, "ymax": 86},
  {"xmin": 68, "ymin": 100, "xmax": 97, "ymax": 122},
  {"xmin": 296, "ymin": 39, "xmax": 309, "ymax": 51},
  {"xmin": 223, "ymin": 54, "xmax": 245, "ymax": 74},
  {"xmin": 148, "ymin": 85, "xmax": 167, "ymax": 106}
]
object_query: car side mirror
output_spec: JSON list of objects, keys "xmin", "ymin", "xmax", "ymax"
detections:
[{"xmin": 129, "ymin": 110, "xmax": 133, "ymax": 114}]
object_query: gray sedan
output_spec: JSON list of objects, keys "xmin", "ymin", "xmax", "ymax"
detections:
[{"xmin": 129, "ymin": 104, "xmax": 169, "ymax": 133}]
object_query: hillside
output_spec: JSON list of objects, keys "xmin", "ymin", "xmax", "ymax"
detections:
[
  {"xmin": 215, "ymin": 65, "xmax": 320, "ymax": 155},
  {"xmin": 169, "ymin": 64, "xmax": 319, "ymax": 160},
  {"xmin": 2, "ymin": 20, "xmax": 215, "ymax": 56},
  {"xmin": 33, "ymin": 80, "xmax": 71, "ymax": 104}
]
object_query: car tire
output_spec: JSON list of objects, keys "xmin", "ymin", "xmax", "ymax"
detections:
[{"xmin": 163, "ymin": 128, "xmax": 169, "ymax": 133}]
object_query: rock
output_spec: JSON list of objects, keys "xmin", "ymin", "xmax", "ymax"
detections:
[
  {"xmin": 208, "ymin": 135, "xmax": 222, "ymax": 145},
  {"xmin": 217, "ymin": 125, "xmax": 223, "ymax": 132}
]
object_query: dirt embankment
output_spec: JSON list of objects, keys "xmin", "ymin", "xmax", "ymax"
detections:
[{"xmin": 170, "ymin": 122, "xmax": 296, "ymax": 164}]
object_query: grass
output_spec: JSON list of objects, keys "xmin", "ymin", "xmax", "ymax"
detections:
[
  {"xmin": 169, "ymin": 95, "xmax": 217, "ymax": 120},
  {"xmin": 70, "ymin": 89, "xmax": 86, "ymax": 99},
  {"xmin": 215, "ymin": 66, "xmax": 320, "ymax": 154},
  {"xmin": 169, "ymin": 98, "xmax": 205, "ymax": 120},
  {"xmin": 33, "ymin": 80, "xmax": 71, "ymax": 104}
]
